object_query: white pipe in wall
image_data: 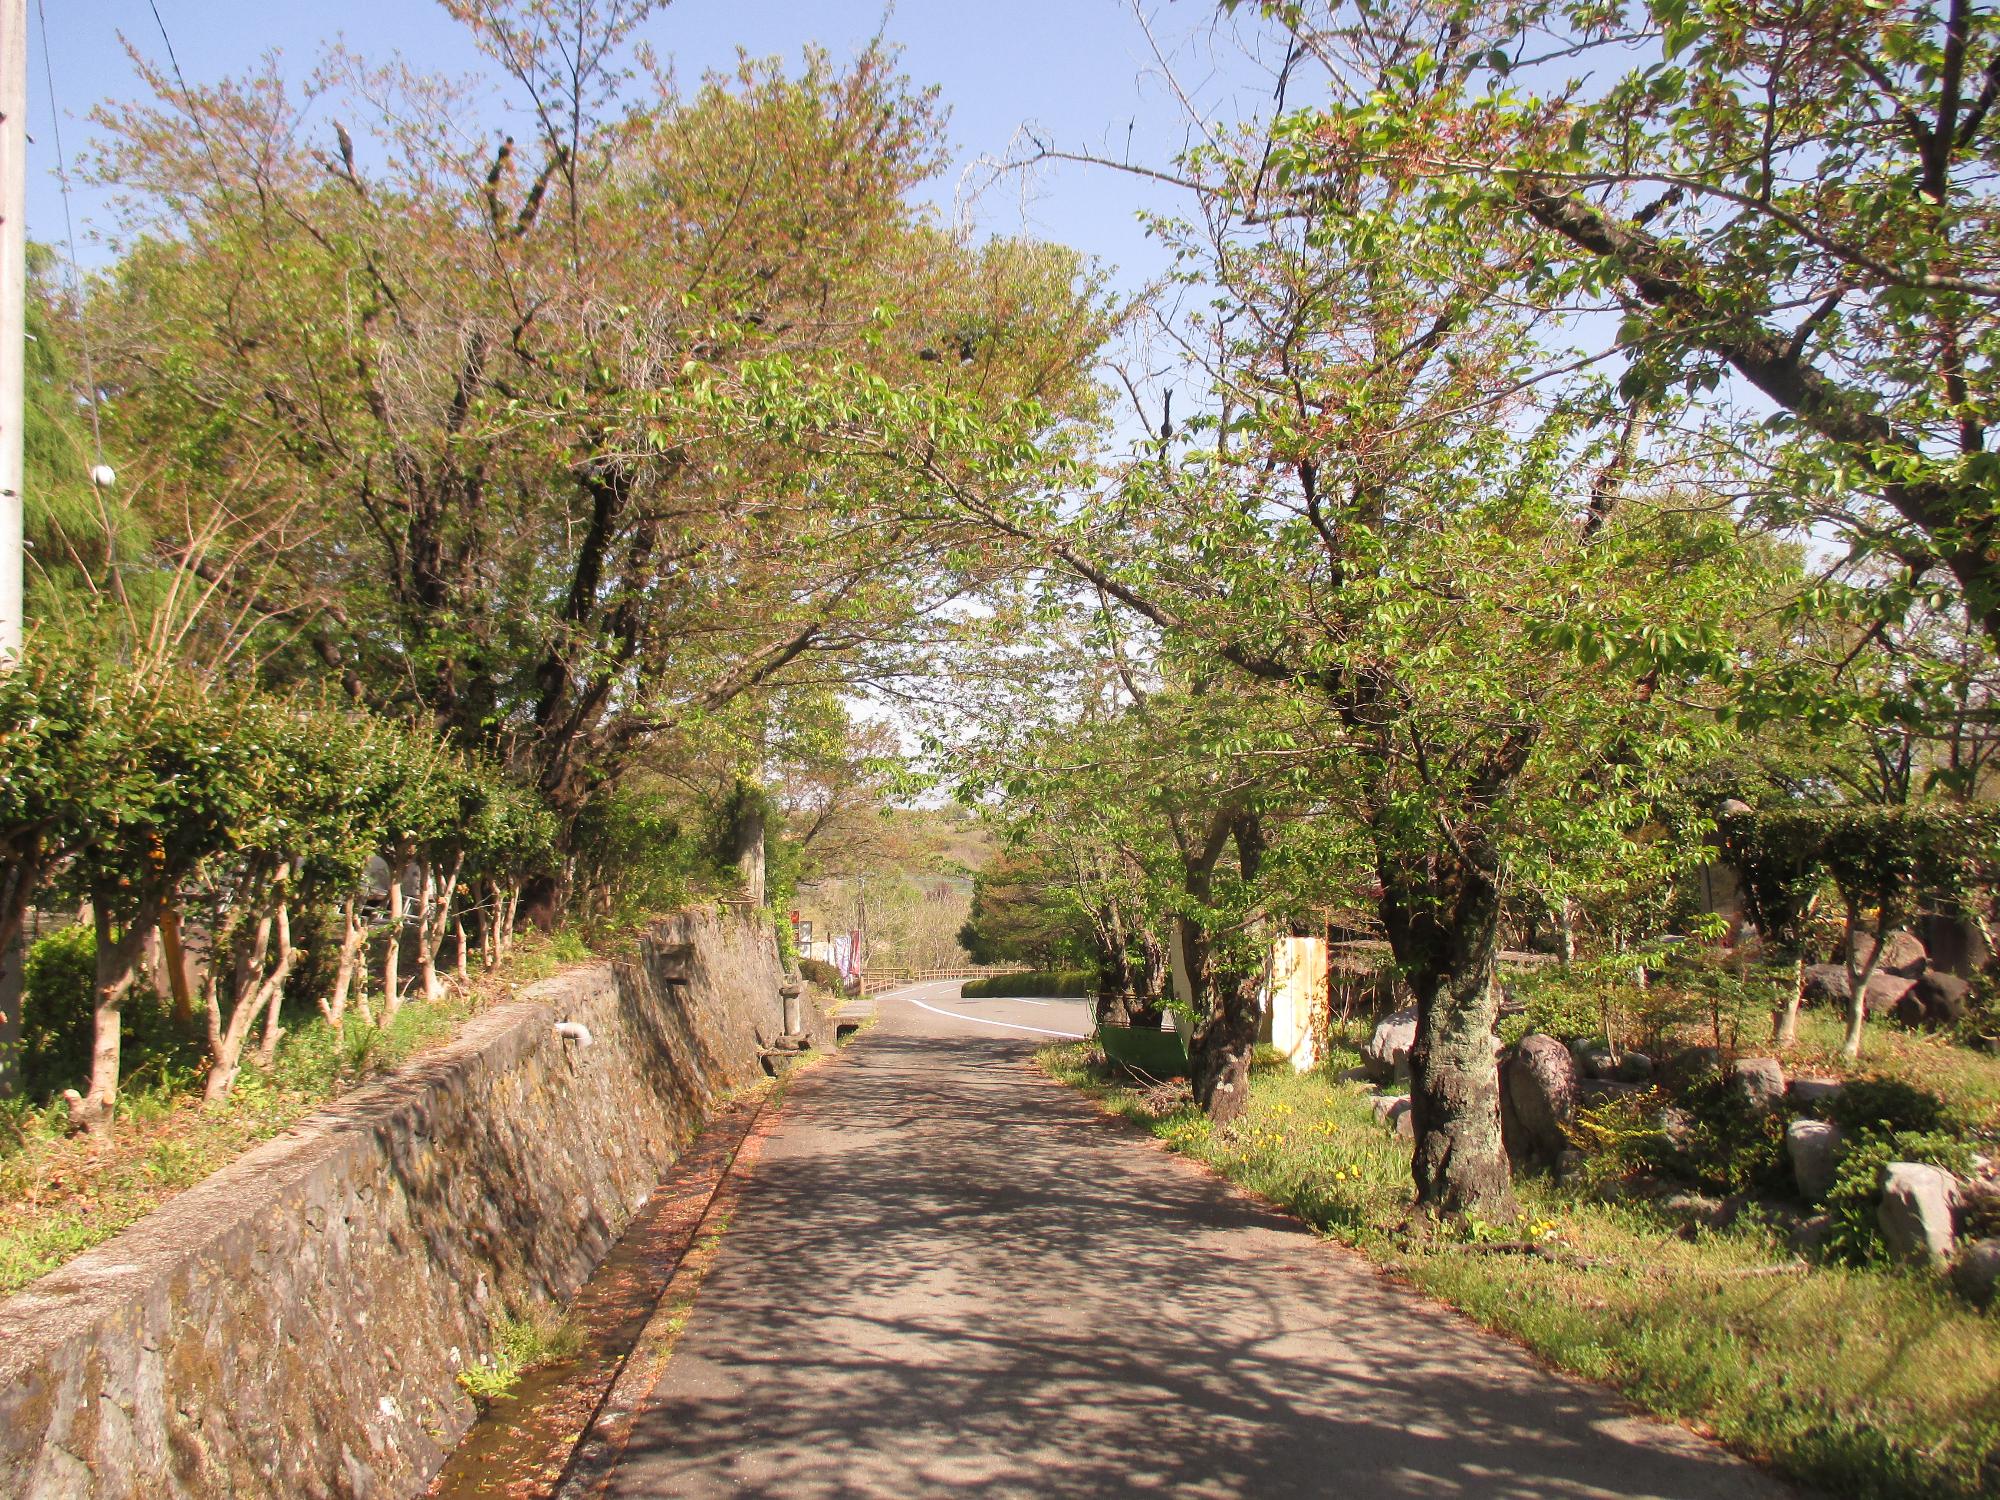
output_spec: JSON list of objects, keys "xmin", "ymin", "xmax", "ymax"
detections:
[{"xmin": 553, "ymin": 1020, "xmax": 594, "ymax": 1047}]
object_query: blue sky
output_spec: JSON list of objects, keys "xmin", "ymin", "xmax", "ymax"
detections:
[{"xmin": 26, "ymin": 0, "xmax": 1278, "ymax": 291}]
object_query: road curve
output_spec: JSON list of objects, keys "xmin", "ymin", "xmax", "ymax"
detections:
[{"xmin": 593, "ymin": 981, "xmax": 1793, "ymax": 1498}]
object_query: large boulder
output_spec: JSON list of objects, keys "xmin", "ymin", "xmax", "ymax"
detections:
[
  {"xmin": 1849, "ymin": 928, "xmax": 1930, "ymax": 979},
  {"xmin": 1864, "ymin": 970, "xmax": 1919, "ymax": 1014},
  {"xmin": 1785, "ymin": 1119, "xmax": 1843, "ymax": 1204},
  {"xmin": 1953, "ymin": 1240, "xmax": 2000, "ymax": 1309},
  {"xmin": 1615, "ymin": 1050, "xmax": 1655, "ymax": 1083},
  {"xmin": 1732, "ymin": 1056, "xmax": 1787, "ymax": 1111},
  {"xmin": 1362, "ymin": 1006, "xmax": 1417, "ymax": 1082},
  {"xmin": 1503, "ymin": 1034, "xmax": 1578, "ymax": 1166},
  {"xmin": 1801, "ymin": 964, "xmax": 1851, "ymax": 1007},
  {"xmin": 1569, "ymin": 1038, "xmax": 1616, "ymax": 1079},
  {"xmin": 1893, "ymin": 970, "xmax": 1971, "ymax": 1030},
  {"xmin": 1878, "ymin": 1162, "xmax": 1961, "ymax": 1265},
  {"xmin": 1576, "ymin": 1077, "xmax": 1646, "ymax": 1108},
  {"xmin": 1812, "ymin": 963, "xmax": 1920, "ymax": 1014}
]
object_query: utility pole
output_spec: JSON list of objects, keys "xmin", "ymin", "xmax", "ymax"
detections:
[
  {"xmin": 0, "ymin": 0, "xmax": 22, "ymax": 1102},
  {"xmin": 0, "ymin": 0, "xmax": 25, "ymax": 660}
]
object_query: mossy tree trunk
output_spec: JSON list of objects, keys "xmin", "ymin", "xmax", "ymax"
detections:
[{"xmin": 1378, "ymin": 842, "xmax": 1517, "ymax": 1222}]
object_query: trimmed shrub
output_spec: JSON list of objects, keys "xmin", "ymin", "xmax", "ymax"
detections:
[
  {"xmin": 1826, "ymin": 1076, "xmax": 1959, "ymax": 1137},
  {"xmin": 961, "ymin": 969, "xmax": 1094, "ymax": 999}
]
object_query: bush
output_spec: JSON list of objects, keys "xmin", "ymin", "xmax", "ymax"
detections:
[
  {"xmin": 1821, "ymin": 1129, "xmax": 1977, "ymax": 1266},
  {"xmin": 15, "ymin": 926, "xmax": 196, "ymax": 1102},
  {"xmin": 798, "ymin": 957, "xmax": 846, "ymax": 992},
  {"xmin": 1825, "ymin": 1076, "xmax": 1959, "ymax": 1137},
  {"xmin": 961, "ymin": 969, "xmax": 1094, "ymax": 999},
  {"xmin": 1499, "ymin": 969, "xmax": 1603, "ymax": 1046},
  {"xmin": 1669, "ymin": 1068, "xmax": 1790, "ymax": 1194}
]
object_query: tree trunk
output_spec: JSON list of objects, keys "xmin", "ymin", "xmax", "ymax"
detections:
[
  {"xmin": 323, "ymin": 897, "xmax": 365, "ymax": 1031},
  {"xmin": 501, "ymin": 887, "xmax": 520, "ymax": 955},
  {"xmin": 1840, "ymin": 904, "xmax": 1890, "ymax": 1061},
  {"xmin": 383, "ymin": 844, "xmax": 412, "ymax": 1017},
  {"xmin": 1772, "ymin": 951, "xmax": 1805, "ymax": 1048},
  {"xmin": 1134, "ymin": 926, "xmax": 1168, "ymax": 1028},
  {"xmin": 732, "ymin": 783, "xmax": 767, "ymax": 907},
  {"xmin": 158, "ymin": 898, "xmax": 198, "ymax": 1027},
  {"xmin": 79, "ymin": 891, "xmax": 163, "ymax": 1136},
  {"xmin": 205, "ymin": 867, "xmax": 300, "ymax": 1098},
  {"xmin": 1379, "ymin": 849, "xmax": 1517, "ymax": 1221},
  {"xmin": 1187, "ymin": 812, "xmax": 1267, "ymax": 1124},
  {"xmin": 254, "ymin": 893, "xmax": 296, "ymax": 1069},
  {"xmin": 1190, "ymin": 963, "xmax": 1263, "ymax": 1123},
  {"xmin": 416, "ymin": 853, "xmax": 464, "ymax": 1002},
  {"xmin": 1556, "ymin": 897, "xmax": 1577, "ymax": 968}
]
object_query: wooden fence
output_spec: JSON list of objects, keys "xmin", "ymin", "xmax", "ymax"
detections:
[{"xmin": 854, "ymin": 964, "xmax": 1031, "ymax": 996}]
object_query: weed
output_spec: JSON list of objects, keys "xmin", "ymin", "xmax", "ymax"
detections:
[
  {"xmin": 457, "ymin": 1303, "xmax": 583, "ymax": 1407},
  {"xmin": 1038, "ymin": 1039, "xmax": 2000, "ymax": 1500}
]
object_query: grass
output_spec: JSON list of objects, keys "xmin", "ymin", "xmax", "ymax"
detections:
[
  {"xmin": 0, "ymin": 928, "xmax": 597, "ymax": 1297},
  {"xmin": 456, "ymin": 1302, "xmax": 586, "ymax": 1405},
  {"xmin": 1039, "ymin": 1036, "xmax": 2000, "ymax": 1500},
  {"xmin": 1784, "ymin": 1009, "xmax": 2000, "ymax": 1135}
]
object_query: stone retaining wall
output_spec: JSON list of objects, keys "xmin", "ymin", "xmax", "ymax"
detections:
[{"xmin": 0, "ymin": 906, "xmax": 811, "ymax": 1499}]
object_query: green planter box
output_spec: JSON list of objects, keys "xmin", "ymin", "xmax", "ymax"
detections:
[{"xmin": 1098, "ymin": 1023, "xmax": 1190, "ymax": 1078}]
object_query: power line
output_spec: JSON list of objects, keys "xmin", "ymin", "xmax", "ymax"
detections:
[{"xmin": 34, "ymin": 0, "xmax": 104, "ymax": 474}]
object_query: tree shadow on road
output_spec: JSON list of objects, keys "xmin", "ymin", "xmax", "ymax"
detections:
[{"xmin": 601, "ymin": 1030, "xmax": 1796, "ymax": 1499}]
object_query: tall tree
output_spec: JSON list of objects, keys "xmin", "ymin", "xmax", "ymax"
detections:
[{"xmin": 91, "ymin": 8, "xmax": 1106, "ymax": 844}]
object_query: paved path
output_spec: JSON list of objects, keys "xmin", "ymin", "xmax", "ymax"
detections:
[{"xmin": 597, "ymin": 982, "xmax": 1793, "ymax": 1498}]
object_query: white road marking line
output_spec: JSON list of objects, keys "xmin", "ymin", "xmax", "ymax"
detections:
[{"xmin": 903, "ymin": 996, "xmax": 1086, "ymax": 1039}]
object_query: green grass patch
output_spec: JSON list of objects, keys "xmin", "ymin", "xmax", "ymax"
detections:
[
  {"xmin": 1038, "ymin": 1038, "xmax": 2000, "ymax": 1500},
  {"xmin": 961, "ymin": 969, "xmax": 1095, "ymax": 999}
]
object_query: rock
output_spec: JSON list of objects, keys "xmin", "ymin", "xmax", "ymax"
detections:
[
  {"xmin": 1877, "ymin": 1162, "xmax": 1962, "ymax": 1265},
  {"xmin": 1668, "ymin": 1044, "xmax": 1724, "ymax": 1081},
  {"xmin": 1660, "ymin": 1191, "xmax": 1732, "ymax": 1230},
  {"xmin": 1801, "ymin": 964, "xmax": 1852, "ymax": 1007},
  {"xmin": 1786, "ymin": 1119, "xmax": 1844, "ymax": 1204},
  {"xmin": 1732, "ymin": 1056, "xmax": 1787, "ymax": 1111},
  {"xmin": 1368, "ymin": 1094, "xmax": 1413, "ymax": 1139},
  {"xmin": 1788, "ymin": 1213, "xmax": 1835, "ymax": 1257},
  {"xmin": 1786, "ymin": 1077, "xmax": 1844, "ymax": 1110},
  {"xmin": 1893, "ymin": 970, "xmax": 1972, "ymax": 1030},
  {"xmin": 1362, "ymin": 1006, "xmax": 1417, "ymax": 1082},
  {"xmin": 1957, "ymin": 1178, "xmax": 2000, "ymax": 1242},
  {"xmin": 1656, "ymin": 1106, "xmax": 1695, "ymax": 1150},
  {"xmin": 1568, "ymin": 1039, "xmax": 1616, "ymax": 1079},
  {"xmin": 1503, "ymin": 1034, "xmax": 1578, "ymax": 1165},
  {"xmin": 1576, "ymin": 1077, "xmax": 1645, "ymax": 1107},
  {"xmin": 1863, "ymin": 970, "xmax": 1918, "ymax": 1015},
  {"xmin": 1850, "ymin": 928, "xmax": 1929, "ymax": 979},
  {"xmin": 1615, "ymin": 1050, "xmax": 1654, "ymax": 1083},
  {"xmin": 1953, "ymin": 1240, "xmax": 2000, "ymax": 1308}
]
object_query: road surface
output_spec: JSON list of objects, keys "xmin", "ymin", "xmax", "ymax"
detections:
[{"xmin": 593, "ymin": 980, "xmax": 1792, "ymax": 1498}]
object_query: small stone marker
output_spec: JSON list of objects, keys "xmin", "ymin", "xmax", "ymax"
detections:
[
  {"xmin": 1784, "ymin": 1119, "xmax": 1842, "ymax": 1205},
  {"xmin": 1877, "ymin": 1163, "xmax": 1961, "ymax": 1265}
]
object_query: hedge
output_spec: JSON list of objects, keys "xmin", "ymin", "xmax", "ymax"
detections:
[{"xmin": 961, "ymin": 969, "xmax": 1096, "ymax": 999}]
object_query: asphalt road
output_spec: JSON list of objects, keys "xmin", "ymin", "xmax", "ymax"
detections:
[{"xmin": 595, "ymin": 980, "xmax": 1793, "ymax": 1498}]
